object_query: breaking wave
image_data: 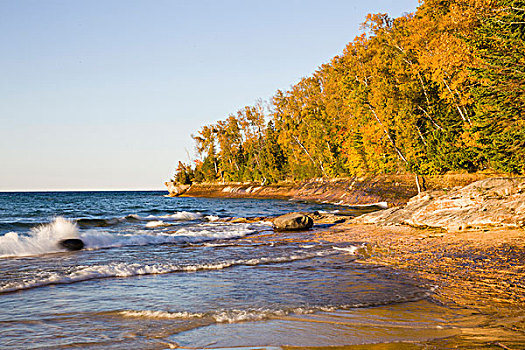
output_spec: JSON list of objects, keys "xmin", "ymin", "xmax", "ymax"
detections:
[
  {"xmin": 145, "ymin": 220, "xmax": 172, "ymax": 228},
  {"xmin": 0, "ymin": 217, "xmax": 80, "ymax": 258},
  {"xmin": 0, "ymin": 250, "xmax": 334, "ymax": 293},
  {"xmin": 76, "ymin": 217, "xmax": 125, "ymax": 227},
  {"xmin": 117, "ymin": 306, "xmax": 334, "ymax": 323},
  {"xmin": 76, "ymin": 211, "xmax": 205, "ymax": 228},
  {"xmin": 159, "ymin": 211, "xmax": 203, "ymax": 221},
  {"xmin": 119, "ymin": 310, "xmax": 205, "ymax": 319},
  {"xmin": 0, "ymin": 217, "xmax": 270, "ymax": 258}
]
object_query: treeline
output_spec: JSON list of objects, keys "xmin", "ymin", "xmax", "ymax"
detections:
[{"xmin": 173, "ymin": 0, "xmax": 524, "ymax": 185}]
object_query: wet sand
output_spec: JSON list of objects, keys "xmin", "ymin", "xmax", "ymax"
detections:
[{"xmin": 314, "ymin": 222, "xmax": 525, "ymax": 349}]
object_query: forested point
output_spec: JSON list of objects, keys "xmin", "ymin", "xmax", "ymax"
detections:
[{"xmin": 172, "ymin": 0, "xmax": 525, "ymax": 186}]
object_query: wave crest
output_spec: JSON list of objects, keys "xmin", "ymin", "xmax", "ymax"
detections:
[
  {"xmin": 117, "ymin": 306, "xmax": 337, "ymax": 323},
  {"xmin": 0, "ymin": 217, "xmax": 269, "ymax": 258},
  {"xmin": 0, "ymin": 250, "xmax": 333, "ymax": 293},
  {"xmin": 0, "ymin": 217, "xmax": 79, "ymax": 258}
]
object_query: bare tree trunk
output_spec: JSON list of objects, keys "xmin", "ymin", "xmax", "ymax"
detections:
[
  {"xmin": 415, "ymin": 124, "xmax": 428, "ymax": 146},
  {"xmin": 417, "ymin": 72, "xmax": 431, "ymax": 106},
  {"xmin": 415, "ymin": 174, "xmax": 422, "ymax": 194},
  {"xmin": 367, "ymin": 104, "xmax": 428, "ymax": 195},
  {"xmin": 291, "ymin": 135, "xmax": 326, "ymax": 176},
  {"xmin": 367, "ymin": 105, "xmax": 407, "ymax": 163},
  {"xmin": 442, "ymin": 78, "xmax": 472, "ymax": 125},
  {"xmin": 417, "ymin": 106, "xmax": 443, "ymax": 131}
]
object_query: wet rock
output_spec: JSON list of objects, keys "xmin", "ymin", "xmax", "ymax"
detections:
[
  {"xmin": 59, "ymin": 238, "xmax": 85, "ymax": 251},
  {"xmin": 310, "ymin": 212, "xmax": 348, "ymax": 224},
  {"xmin": 273, "ymin": 212, "xmax": 313, "ymax": 231}
]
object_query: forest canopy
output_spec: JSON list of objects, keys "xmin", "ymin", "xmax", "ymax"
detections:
[{"xmin": 172, "ymin": 0, "xmax": 525, "ymax": 185}]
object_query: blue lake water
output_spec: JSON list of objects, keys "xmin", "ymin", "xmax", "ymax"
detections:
[{"xmin": 0, "ymin": 191, "xmax": 480, "ymax": 349}]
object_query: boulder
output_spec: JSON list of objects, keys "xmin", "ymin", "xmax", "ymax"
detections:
[
  {"xmin": 59, "ymin": 238, "xmax": 85, "ymax": 251},
  {"xmin": 273, "ymin": 212, "xmax": 314, "ymax": 231}
]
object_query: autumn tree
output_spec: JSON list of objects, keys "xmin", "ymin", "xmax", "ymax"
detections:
[{"xmin": 173, "ymin": 0, "xmax": 523, "ymax": 184}]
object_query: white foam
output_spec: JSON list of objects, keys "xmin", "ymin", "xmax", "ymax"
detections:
[
  {"xmin": 349, "ymin": 201, "xmax": 388, "ymax": 209},
  {"xmin": 119, "ymin": 310, "xmax": 204, "ymax": 319},
  {"xmin": 0, "ymin": 219, "xmax": 270, "ymax": 258},
  {"xmin": 172, "ymin": 222, "xmax": 269, "ymax": 239},
  {"xmin": 213, "ymin": 308, "xmax": 289, "ymax": 323},
  {"xmin": 0, "ymin": 217, "xmax": 80, "ymax": 258},
  {"xmin": 79, "ymin": 225, "xmax": 254, "ymax": 250},
  {"xmin": 0, "ymin": 250, "xmax": 335, "ymax": 293},
  {"xmin": 332, "ymin": 246, "xmax": 359, "ymax": 254},
  {"xmin": 317, "ymin": 210, "xmax": 341, "ymax": 214},
  {"xmin": 145, "ymin": 220, "xmax": 171, "ymax": 228},
  {"xmin": 207, "ymin": 306, "xmax": 335, "ymax": 323},
  {"xmin": 124, "ymin": 211, "xmax": 202, "ymax": 222},
  {"xmin": 159, "ymin": 211, "xmax": 203, "ymax": 221},
  {"xmin": 118, "ymin": 307, "xmax": 328, "ymax": 323}
]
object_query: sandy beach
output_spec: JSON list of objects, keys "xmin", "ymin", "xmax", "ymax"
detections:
[{"xmin": 313, "ymin": 221, "xmax": 525, "ymax": 348}]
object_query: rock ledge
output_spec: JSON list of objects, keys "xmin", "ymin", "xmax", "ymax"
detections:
[{"xmin": 354, "ymin": 177, "xmax": 525, "ymax": 231}]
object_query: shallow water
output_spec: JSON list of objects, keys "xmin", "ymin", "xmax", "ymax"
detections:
[{"xmin": 0, "ymin": 191, "xmax": 512, "ymax": 349}]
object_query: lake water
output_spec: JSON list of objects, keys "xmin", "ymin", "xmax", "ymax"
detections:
[{"xmin": 0, "ymin": 191, "xmax": 495, "ymax": 349}]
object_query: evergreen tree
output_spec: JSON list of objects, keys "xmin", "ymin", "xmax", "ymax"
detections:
[{"xmin": 471, "ymin": 0, "xmax": 525, "ymax": 173}]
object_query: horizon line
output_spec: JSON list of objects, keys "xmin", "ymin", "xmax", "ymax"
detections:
[{"xmin": 0, "ymin": 188, "xmax": 168, "ymax": 193}]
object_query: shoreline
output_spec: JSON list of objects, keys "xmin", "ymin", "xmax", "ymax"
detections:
[
  {"xmin": 316, "ymin": 222, "xmax": 525, "ymax": 310},
  {"xmin": 166, "ymin": 173, "xmax": 505, "ymax": 207},
  {"xmin": 307, "ymin": 221, "xmax": 525, "ymax": 348},
  {"xmin": 166, "ymin": 176, "xmax": 525, "ymax": 347},
  {"xmin": 221, "ymin": 212, "xmax": 525, "ymax": 348},
  {"xmin": 205, "ymin": 175, "xmax": 525, "ymax": 348}
]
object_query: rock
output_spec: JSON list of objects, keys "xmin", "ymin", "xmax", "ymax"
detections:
[
  {"xmin": 230, "ymin": 217, "xmax": 249, "ymax": 223},
  {"xmin": 310, "ymin": 212, "xmax": 348, "ymax": 224},
  {"xmin": 165, "ymin": 182, "xmax": 191, "ymax": 197},
  {"xmin": 59, "ymin": 238, "xmax": 85, "ymax": 251},
  {"xmin": 273, "ymin": 212, "xmax": 314, "ymax": 231},
  {"xmin": 354, "ymin": 177, "xmax": 525, "ymax": 231}
]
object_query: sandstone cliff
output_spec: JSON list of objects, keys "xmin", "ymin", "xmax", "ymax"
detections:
[{"xmin": 165, "ymin": 173, "xmax": 501, "ymax": 207}]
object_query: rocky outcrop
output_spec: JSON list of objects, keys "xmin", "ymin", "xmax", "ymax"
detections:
[
  {"xmin": 181, "ymin": 177, "xmax": 419, "ymax": 206},
  {"xmin": 166, "ymin": 174, "xmax": 502, "ymax": 206},
  {"xmin": 165, "ymin": 182, "xmax": 191, "ymax": 197},
  {"xmin": 354, "ymin": 177, "xmax": 525, "ymax": 231},
  {"xmin": 273, "ymin": 212, "xmax": 314, "ymax": 231}
]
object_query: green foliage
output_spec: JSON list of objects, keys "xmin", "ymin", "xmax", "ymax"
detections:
[
  {"xmin": 173, "ymin": 161, "xmax": 193, "ymax": 185},
  {"xmin": 470, "ymin": 0, "xmax": 525, "ymax": 173},
  {"xmin": 172, "ymin": 0, "xmax": 524, "ymax": 184}
]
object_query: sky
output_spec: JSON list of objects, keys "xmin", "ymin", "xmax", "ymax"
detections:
[{"xmin": 0, "ymin": 0, "xmax": 420, "ymax": 191}]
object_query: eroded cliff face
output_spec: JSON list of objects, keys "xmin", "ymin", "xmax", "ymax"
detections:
[
  {"xmin": 165, "ymin": 176, "xmax": 418, "ymax": 206},
  {"xmin": 164, "ymin": 182, "xmax": 191, "ymax": 197},
  {"xmin": 355, "ymin": 177, "xmax": 525, "ymax": 231},
  {"xmin": 165, "ymin": 173, "xmax": 502, "ymax": 207}
]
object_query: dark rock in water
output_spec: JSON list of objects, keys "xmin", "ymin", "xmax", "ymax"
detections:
[
  {"xmin": 59, "ymin": 238, "xmax": 84, "ymax": 251},
  {"xmin": 273, "ymin": 212, "xmax": 314, "ymax": 231}
]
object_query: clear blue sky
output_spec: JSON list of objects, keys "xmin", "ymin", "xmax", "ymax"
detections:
[{"xmin": 0, "ymin": 0, "xmax": 420, "ymax": 191}]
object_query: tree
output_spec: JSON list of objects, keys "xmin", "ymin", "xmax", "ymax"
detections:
[{"xmin": 470, "ymin": 0, "xmax": 525, "ymax": 173}]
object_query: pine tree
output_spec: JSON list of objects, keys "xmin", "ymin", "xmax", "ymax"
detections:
[{"xmin": 471, "ymin": 0, "xmax": 525, "ymax": 173}]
